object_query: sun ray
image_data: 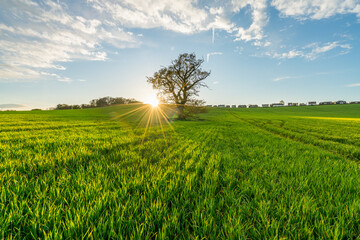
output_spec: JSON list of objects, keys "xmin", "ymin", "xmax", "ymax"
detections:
[
  {"xmin": 111, "ymin": 103, "xmax": 176, "ymax": 146},
  {"xmin": 112, "ymin": 104, "xmax": 149, "ymax": 119},
  {"xmin": 157, "ymin": 107, "xmax": 176, "ymax": 131},
  {"xmin": 135, "ymin": 106, "xmax": 152, "ymax": 129},
  {"xmin": 155, "ymin": 108, "xmax": 168, "ymax": 147},
  {"xmin": 141, "ymin": 107, "xmax": 154, "ymax": 144}
]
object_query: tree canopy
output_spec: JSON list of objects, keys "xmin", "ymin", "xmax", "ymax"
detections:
[{"xmin": 147, "ymin": 53, "xmax": 210, "ymax": 119}]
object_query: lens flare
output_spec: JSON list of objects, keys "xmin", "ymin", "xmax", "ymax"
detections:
[
  {"xmin": 112, "ymin": 102, "xmax": 178, "ymax": 146},
  {"xmin": 145, "ymin": 96, "xmax": 159, "ymax": 107}
]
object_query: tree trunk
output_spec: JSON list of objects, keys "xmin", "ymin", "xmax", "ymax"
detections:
[{"xmin": 177, "ymin": 105, "xmax": 186, "ymax": 120}]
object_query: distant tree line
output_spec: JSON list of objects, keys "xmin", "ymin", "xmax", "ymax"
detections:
[{"xmin": 55, "ymin": 96, "xmax": 140, "ymax": 110}]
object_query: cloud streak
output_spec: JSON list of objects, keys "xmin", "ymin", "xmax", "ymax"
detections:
[
  {"xmin": 273, "ymin": 76, "xmax": 301, "ymax": 82},
  {"xmin": 207, "ymin": 52, "xmax": 223, "ymax": 62},
  {"xmin": 273, "ymin": 72, "xmax": 335, "ymax": 82},
  {"xmin": 0, "ymin": 104, "xmax": 26, "ymax": 109}
]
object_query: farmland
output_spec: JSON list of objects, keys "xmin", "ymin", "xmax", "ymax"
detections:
[{"xmin": 1, "ymin": 104, "xmax": 360, "ymax": 239}]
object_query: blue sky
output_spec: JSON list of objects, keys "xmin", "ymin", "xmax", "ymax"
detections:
[{"xmin": 0, "ymin": 0, "xmax": 359, "ymax": 109}]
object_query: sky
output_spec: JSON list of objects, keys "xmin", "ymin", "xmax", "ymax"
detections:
[{"xmin": 0, "ymin": 0, "xmax": 359, "ymax": 109}]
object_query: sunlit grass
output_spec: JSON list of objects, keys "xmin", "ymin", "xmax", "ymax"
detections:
[
  {"xmin": 110, "ymin": 104, "xmax": 177, "ymax": 145},
  {"xmin": 0, "ymin": 104, "xmax": 360, "ymax": 239}
]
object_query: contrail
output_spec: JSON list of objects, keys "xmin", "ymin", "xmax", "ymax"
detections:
[{"xmin": 212, "ymin": 27, "xmax": 215, "ymax": 44}]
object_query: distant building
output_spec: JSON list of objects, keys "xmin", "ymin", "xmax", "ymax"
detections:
[
  {"xmin": 231, "ymin": 105, "xmax": 236, "ymax": 108},
  {"xmin": 335, "ymin": 100, "xmax": 347, "ymax": 104},
  {"xmin": 238, "ymin": 105, "xmax": 247, "ymax": 108},
  {"xmin": 262, "ymin": 104, "xmax": 269, "ymax": 107},
  {"xmin": 288, "ymin": 103, "xmax": 298, "ymax": 106},
  {"xmin": 271, "ymin": 103, "xmax": 284, "ymax": 107},
  {"xmin": 212, "ymin": 105, "xmax": 218, "ymax": 107},
  {"xmin": 308, "ymin": 101, "xmax": 317, "ymax": 106},
  {"xmin": 226, "ymin": 105, "xmax": 230, "ymax": 108},
  {"xmin": 218, "ymin": 105, "xmax": 225, "ymax": 108},
  {"xmin": 319, "ymin": 101, "xmax": 333, "ymax": 105},
  {"xmin": 206, "ymin": 105, "xmax": 212, "ymax": 107},
  {"xmin": 299, "ymin": 103, "xmax": 306, "ymax": 106},
  {"xmin": 248, "ymin": 104, "xmax": 259, "ymax": 108},
  {"xmin": 350, "ymin": 101, "xmax": 360, "ymax": 104}
]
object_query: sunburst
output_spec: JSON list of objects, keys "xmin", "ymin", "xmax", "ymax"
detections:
[
  {"xmin": 144, "ymin": 96, "xmax": 159, "ymax": 108},
  {"xmin": 111, "ymin": 102, "xmax": 177, "ymax": 146}
]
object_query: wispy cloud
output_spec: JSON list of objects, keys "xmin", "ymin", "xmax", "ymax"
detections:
[
  {"xmin": 207, "ymin": 52, "xmax": 223, "ymax": 62},
  {"xmin": 273, "ymin": 76, "xmax": 301, "ymax": 82},
  {"xmin": 0, "ymin": 104, "xmax": 30, "ymax": 110},
  {"xmin": 266, "ymin": 41, "xmax": 352, "ymax": 60},
  {"xmin": 347, "ymin": 83, "xmax": 360, "ymax": 87},
  {"xmin": 0, "ymin": 104, "xmax": 26, "ymax": 109},
  {"xmin": 271, "ymin": 0, "xmax": 360, "ymax": 20},
  {"xmin": 273, "ymin": 72, "xmax": 334, "ymax": 82}
]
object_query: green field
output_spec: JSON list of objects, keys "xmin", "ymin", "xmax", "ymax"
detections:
[{"xmin": 1, "ymin": 104, "xmax": 360, "ymax": 239}]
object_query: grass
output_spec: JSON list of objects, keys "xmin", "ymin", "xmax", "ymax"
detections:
[{"xmin": 1, "ymin": 104, "xmax": 360, "ymax": 239}]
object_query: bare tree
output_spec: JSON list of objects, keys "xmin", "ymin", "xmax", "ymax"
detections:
[{"xmin": 147, "ymin": 53, "xmax": 210, "ymax": 119}]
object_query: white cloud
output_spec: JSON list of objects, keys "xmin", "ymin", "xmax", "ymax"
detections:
[
  {"xmin": 209, "ymin": 7, "xmax": 224, "ymax": 15},
  {"xmin": 0, "ymin": 0, "xmax": 359, "ymax": 82},
  {"xmin": 271, "ymin": 0, "xmax": 360, "ymax": 20},
  {"xmin": 88, "ymin": 0, "xmax": 237, "ymax": 36},
  {"xmin": 88, "ymin": 0, "xmax": 210, "ymax": 34},
  {"xmin": 57, "ymin": 77, "xmax": 72, "ymax": 83},
  {"xmin": 232, "ymin": 0, "xmax": 268, "ymax": 42},
  {"xmin": 206, "ymin": 52, "xmax": 223, "ymax": 62},
  {"xmin": 347, "ymin": 83, "xmax": 360, "ymax": 87},
  {"xmin": 253, "ymin": 40, "xmax": 271, "ymax": 47},
  {"xmin": 213, "ymin": 81, "xmax": 219, "ymax": 84},
  {"xmin": 0, "ymin": 0, "xmax": 239, "ymax": 82},
  {"xmin": 269, "ymin": 50, "xmax": 304, "ymax": 59},
  {"xmin": 0, "ymin": 0, "xmax": 138, "ymax": 82},
  {"xmin": 209, "ymin": 15, "xmax": 235, "ymax": 33},
  {"xmin": 209, "ymin": 15, "xmax": 235, "ymax": 43},
  {"xmin": 0, "ymin": 65, "xmax": 41, "ymax": 81},
  {"xmin": 41, "ymin": 71, "xmax": 73, "ymax": 82}
]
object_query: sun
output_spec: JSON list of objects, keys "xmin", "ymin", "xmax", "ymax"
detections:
[{"xmin": 145, "ymin": 96, "xmax": 159, "ymax": 107}]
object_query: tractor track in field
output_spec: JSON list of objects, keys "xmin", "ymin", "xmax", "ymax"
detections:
[{"xmin": 227, "ymin": 110, "xmax": 359, "ymax": 163}]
